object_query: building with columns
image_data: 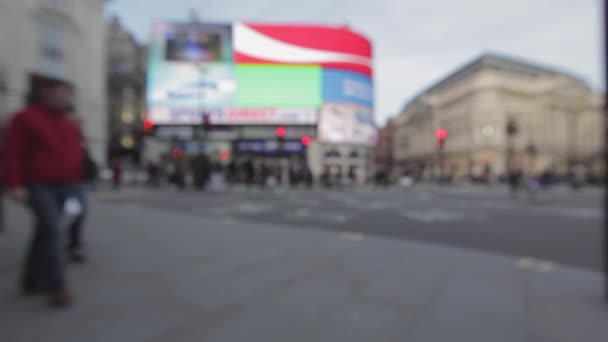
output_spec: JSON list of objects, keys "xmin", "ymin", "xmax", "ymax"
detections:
[
  {"xmin": 0, "ymin": 0, "xmax": 107, "ymax": 164},
  {"xmin": 393, "ymin": 53, "xmax": 603, "ymax": 182}
]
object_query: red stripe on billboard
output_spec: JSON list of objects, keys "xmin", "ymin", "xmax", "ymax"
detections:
[
  {"xmin": 234, "ymin": 22, "xmax": 373, "ymax": 76},
  {"xmin": 243, "ymin": 23, "xmax": 372, "ymax": 57}
]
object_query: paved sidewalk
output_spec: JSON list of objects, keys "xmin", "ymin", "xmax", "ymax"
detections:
[{"xmin": 1, "ymin": 199, "xmax": 607, "ymax": 342}]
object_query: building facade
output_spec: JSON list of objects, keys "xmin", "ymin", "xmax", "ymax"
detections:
[
  {"xmin": 0, "ymin": 0, "xmax": 107, "ymax": 164},
  {"xmin": 374, "ymin": 118, "xmax": 396, "ymax": 177},
  {"xmin": 393, "ymin": 53, "xmax": 604, "ymax": 182},
  {"xmin": 106, "ymin": 16, "xmax": 147, "ymax": 165}
]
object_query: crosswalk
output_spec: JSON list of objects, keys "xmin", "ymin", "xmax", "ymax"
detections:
[
  {"xmin": 100, "ymin": 186, "xmax": 601, "ymax": 226},
  {"xmin": 183, "ymin": 188, "xmax": 602, "ymax": 226}
]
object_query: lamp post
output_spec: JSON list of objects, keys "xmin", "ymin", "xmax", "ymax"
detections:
[
  {"xmin": 602, "ymin": 0, "xmax": 608, "ymax": 301},
  {"xmin": 197, "ymin": 63, "xmax": 207, "ymax": 154},
  {"xmin": 506, "ymin": 118, "xmax": 518, "ymax": 174}
]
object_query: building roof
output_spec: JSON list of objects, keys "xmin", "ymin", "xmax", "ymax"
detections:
[{"xmin": 400, "ymin": 52, "xmax": 589, "ymax": 115}]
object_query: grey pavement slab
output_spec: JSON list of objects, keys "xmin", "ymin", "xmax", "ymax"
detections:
[{"xmin": 0, "ymin": 198, "xmax": 606, "ymax": 342}]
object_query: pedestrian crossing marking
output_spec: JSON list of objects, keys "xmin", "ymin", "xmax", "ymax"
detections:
[
  {"xmin": 516, "ymin": 257, "xmax": 536, "ymax": 270},
  {"xmin": 516, "ymin": 257, "xmax": 556, "ymax": 273},
  {"xmin": 338, "ymin": 232, "xmax": 365, "ymax": 241}
]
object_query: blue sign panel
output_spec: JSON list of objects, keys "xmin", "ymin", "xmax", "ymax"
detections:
[
  {"xmin": 235, "ymin": 139, "xmax": 304, "ymax": 155},
  {"xmin": 322, "ymin": 69, "xmax": 373, "ymax": 108}
]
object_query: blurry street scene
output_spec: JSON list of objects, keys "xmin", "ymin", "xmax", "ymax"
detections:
[{"xmin": 0, "ymin": 0, "xmax": 607, "ymax": 341}]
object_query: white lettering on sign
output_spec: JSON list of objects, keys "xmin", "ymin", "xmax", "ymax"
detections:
[{"xmin": 343, "ymin": 79, "xmax": 372, "ymax": 101}]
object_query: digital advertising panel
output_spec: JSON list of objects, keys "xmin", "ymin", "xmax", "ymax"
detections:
[
  {"xmin": 233, "ymin": 22, "xmax": 373, "ymax": 76},
  {"xmin": 318, "ymin": 103, "xmax": 377, "ymax": 146},
  {"xmin": 147, "ymin": 21, "xmax": 236, "ymax": 125},
  {"xmin": 146, "ymin": 21, "xmax": 375, "ymax": 132},
  {"xmin": 235, "ymin": 65, "xmax": 322, "ymax": 108},
  {"xmin": 322, "ymin": 69, "xmax": 373, "ymax": 108}
]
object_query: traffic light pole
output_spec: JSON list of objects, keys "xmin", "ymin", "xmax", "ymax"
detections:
[
  {"xmin": 438, "ymin": 143, "xmax": 445, "ymax": 182},
  {"xmin": 603, "ymin": 0, "xmax": 608, "ymax": 302},
  {"xmin": 197, "ymin": 64, "xmax": 207, "ymax": 154}
]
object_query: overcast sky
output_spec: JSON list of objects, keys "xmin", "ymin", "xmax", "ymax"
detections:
[{"xmin": 106, "ymin": 0, "xmax": 602, "ymax": 125}]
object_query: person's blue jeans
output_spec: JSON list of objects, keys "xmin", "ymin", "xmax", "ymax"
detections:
[{"xmin": 22, "ymin": 183, "xmax": 81, "ymax": 293}]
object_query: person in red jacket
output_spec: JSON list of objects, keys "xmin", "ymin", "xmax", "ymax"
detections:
[{"xmin": 3, "ymin": 79, "xmax": 82, "ymax": 308}]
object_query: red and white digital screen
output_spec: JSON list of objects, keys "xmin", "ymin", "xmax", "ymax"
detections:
[{"xmin": 234, "ymin": 22, "xmax": 373, "ymax": 77}]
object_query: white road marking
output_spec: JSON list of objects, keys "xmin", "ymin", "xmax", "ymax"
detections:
[
  {"xmin": 285, "ymin": 210, "xmax": 350, "ymax": 224},
  {"xmin": 328, "ymin": 214, "xmax": 349, "ymax": 224},
  {"xmin": 536, "ymin": 261, "xmax": 556, "ymax": 273},
  {"xmin": 516, "ymin": 257, "xmax": 537, "ymax": 270},
  {"xmin": 294, "ymin": 208, "xmax": 312, "ymax": 217},
  {"xmin": 338, "ymin": 231, "xmax": 365, "ymax": 241},
  {"xmin": 400, "ymin": 209, "xmax": 465, "ymax": 223},
  {"xmin": 235, "ymin": 203, "xmax": 272, "ymax": 214},
  {"xmin": 548, "ymin": 207, "xmax": 601, "ymax": 220},
  {"xmin": 516, "ymin": 257, "xmax": 557, "ymax": 273},
  {"xmin": 221, "ymin": 218, "xmax": 238, "ymax": 225}
]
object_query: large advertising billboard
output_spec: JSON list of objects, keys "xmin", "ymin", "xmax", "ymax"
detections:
[{"xmin": 146, "ymin": 21, "xmax": 375, "ymax": 137}]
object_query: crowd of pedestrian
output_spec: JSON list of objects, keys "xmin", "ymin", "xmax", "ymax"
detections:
[{"xmin": 140, "ymin": 156, "xmax": 314, "ymax": 191}]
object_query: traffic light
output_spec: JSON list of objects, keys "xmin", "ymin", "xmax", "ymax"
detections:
[
  {"xmin": 143, "ymin": 118, "xmax": 155, "ymax": 135},
  {"xmin": 171, "ymin": 147, "xmax": 184, "ymax": 159},
  {"xmin": 301, "ymin": 135, "xmax": 312, "ymax": 147},
  {"xmin": 275, "ymin": 126, "xmax": 287, "ymax": 138},
  {"xmin": 436, "ymin": 128, "xmax": 448, "ymax": 148},
  {"xmin": 219, "ymin": 150, "xmax": 231, "ymax": 161},
  {"xmin": 202, "ymin": 113, "xmax": 212, "ymax": 132}
]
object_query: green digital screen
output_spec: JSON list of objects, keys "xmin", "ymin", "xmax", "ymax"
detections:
[{"xmin": 236, "ymin": 65, "xmax": 322, "ymax": 108}]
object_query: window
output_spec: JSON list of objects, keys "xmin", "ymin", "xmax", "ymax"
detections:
[
  {"xmin": 325, "ymin": 150, "xmax": 341, "ymax": 158},
  {"xmin": 38, "ymin": 21, "xmax": 66, "ymax": 78}
]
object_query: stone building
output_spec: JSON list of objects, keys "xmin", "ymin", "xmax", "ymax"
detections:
[
  {"xmin": 393, "ymin": 53, "xmax": 603, "ymax": 182},
  {"xmin": 106, "ymin": 16, "xmax": 147, "ymax": 164},
  {"xmin": 0, "ymin": 0, "xmax": 107, "ymax": 164},
  {"xmin": 374, "ymin": 118, "xmax": 396, "ymax": 177}
]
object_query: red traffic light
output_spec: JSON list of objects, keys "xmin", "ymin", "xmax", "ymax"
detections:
[
  {"xmin": 301, "ymin": 135, "xmax": 312, "ymax": 146},
  {"xmin": 219, "ymin": 150, "xmax": 230, "ymax": 161},
  {"xmin": 436, "ymin": 128, "xmax": 448, "ymax": 141},
  {"xmin": 171, "ymin": 148, "xmax": 183, "ymax": 159},
  {"xmin": 275, "ymin": 126, "xmax": 287, "ymax": 138},
  {"xmin": 143, "ymin": 118, "xmax": 154, "ymax": 132}
]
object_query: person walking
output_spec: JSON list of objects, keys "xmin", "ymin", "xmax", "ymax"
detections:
[
  {"xmin": 243, "ymin": 159, "xmax": 254, "ymax": 186},
  {"xmin": 3, "ymin": 79, "xmax": 82, "ymax": 308},
  {"xmin": 192, "ymin": 152, "xmax": 211, "ymax": 190},
  {"xmin": 111, "ymin": 161, "xmax": 122, "ymax": 190}
]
